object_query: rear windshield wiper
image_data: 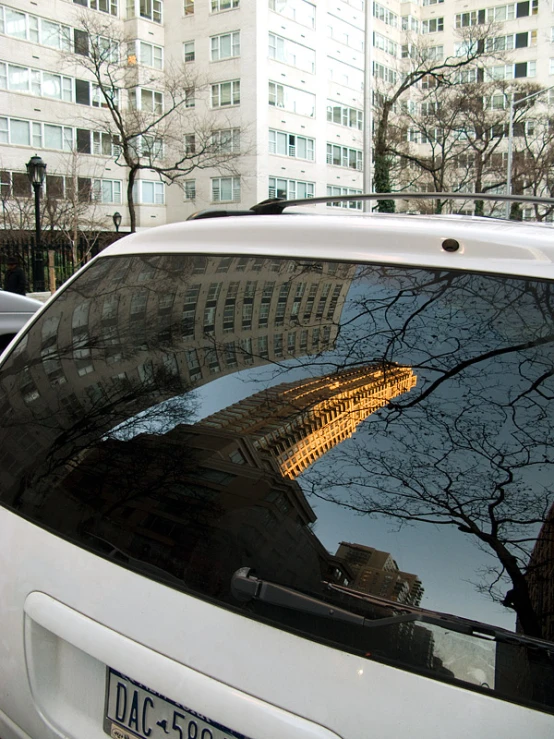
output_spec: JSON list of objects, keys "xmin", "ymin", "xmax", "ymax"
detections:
[{"xmin": 231, "ymin": 567, "xmax": 554, "ymax": 652}]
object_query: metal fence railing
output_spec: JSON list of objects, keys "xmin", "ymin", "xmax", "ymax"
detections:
[{"xmin": 0, "ymin": 231, "xmax": 123, "ymax": 294}]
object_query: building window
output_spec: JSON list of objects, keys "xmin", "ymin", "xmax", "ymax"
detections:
[
  {"xmin": 0, "ymin": 171, "xmax": 31, "ymax": 197},
  {"xmin": 184, "ymin": 134, "xmax": 196, "ymax": 154},
  {"xmin": 269, "ymin": 0, "xmax": 315, "ymax": 28},
  {"xmin": 184, "ymin": 0, "xmax": 194, "ymax": 13},
  {"xmin": 92, "ymin": 178, "xmax": 122, "ymax": 203},
  {"xmin": 326, "ymin": 144, "xmax": 363, "ymax": 170},
  {"xmin": 183, "ymin": 180, "xmax": 196, "ymax": 199},
  {"xmin": 268, "ymin": 129, "xmax": 314, "ymax": 160},
  {"xmin": 326, "ymin": 186, "xmax": 363, "ymax": 210},
  {"xmin": 486, "ymin": 61, "xmax": 536, "ymax": 80},
  {"xmin": 92, "ymin": 83, "xmax": 119, "ymax": 108},
  {"xmin": 0, "ymin": 63, "xmax": 73, "ymax": 102},
  {"xmin": 129, "ymin": 87, "xmax": 163, "ymax": 113},
  {"xmin": 74, "ymin": 0, "xmax": 118, "ymax": 14},
  {"xmin": 326, "ymin": 102, "xmax": 363, "ymax": 129},
  {"xmin": 137, "ymin": 41, "xmax": 163, "ymax": 69},
  {"xmin": 514, "ymin": 60, "xmax": 536, "ymax": 77},
  {"xmin": 212, "ymin": 177, "xmax": 241, "ymax": 202},
  {"xmin": 0, "ymin": 8, "xmax": 68, "ymax": 49},
  {"xmin": 455, "ymin": 9, "xmax": 486, "ymax": 26},
  {"xmin": 211, "ymin": 80, "xmax": 240, "ymax": 107},
  {"xmin": 373, "ymin": 61, "xmax": 397, "ymax": 84},
  {"xmin": 0, "ymin": 116, "xmax": 73, "ymax": 151},
  {"xmin": 401, "ymin": 15, "xmax": 419, "ymax": 31},
  {"xmin": 268, "ymin": 33, "xmax": 315, "ymax": 73},
  {"xmin": 421, "ymin": 17, "xmax": 444, "ymax": 33},
  {"xmin": 211, "ymin": 31, "xmax": 240, "ymax": 60},
  {"xmin": 93, "ymin": 131, "xmax": 120, "ymax": 156},
  {"xmin": 183, "ymin": 40, "xmax": 195, "ymax": 62},
  {"xmin": 136, "ymin": 0, "xmax": 162, "ymax": 22},
  {"xmin": 135, "ymin": 180, "xmax": 165, "ymax": 204},
  {"xmin": 45, "ymin": 174, "xmax": 65, "ymax": 199},
  {"xmin": 373, "ymin": 31, "xmax": 397, "ymax": 57},
  {"xmin": 268, "ymin": 81, "xmax": 315, "ymax": 117},
  {"xmin": 211, "ymin": 128, "xmax": 240, "ymax": 153},
  {"xmin": 211, "ymin": 0, "xmax": 239, "ymax": 9},
  {"xmin": 327, "ymin": 58, "xmax": 364, "ymax": 90},
  {"xmin": 373, "ymin": 2, "xmax": 398, "ymax": 27},
  {"xmin": 268, "ymin": 177, "xmax": 314, "ymax": 199},
  {"xmin": 327, "ymin": 20, "xmax": 365, "ymax": 51}
]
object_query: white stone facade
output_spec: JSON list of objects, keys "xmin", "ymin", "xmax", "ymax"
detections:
[{"xmin": 1, "ymin": 0, "xmax": 552, "ymax": 230}]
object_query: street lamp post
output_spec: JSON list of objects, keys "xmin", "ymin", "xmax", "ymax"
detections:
[
  {"xmin": 505, "ymin": 85, "xmax": 554, "ymax": 220},
  {"xmin": 26, "ymin": 155, "xmax": 47, "ymax": 291},
  {"xmin": 112, "ymin": 211, "xmax": 122, "ymax": 233}
]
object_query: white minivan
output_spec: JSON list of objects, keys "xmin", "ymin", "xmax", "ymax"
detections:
[{"xmin": 1, "ymin": 199, "xmax": 553, "ymax": 739}]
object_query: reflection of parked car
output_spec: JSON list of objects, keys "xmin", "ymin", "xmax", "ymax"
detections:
[
  {"xmin": 1, "ymin": 195, "xmax": 554, "ymax": 739},
  {"xmin": 0, "ymin": 289, "xmax": 42, "ymax": 352}
]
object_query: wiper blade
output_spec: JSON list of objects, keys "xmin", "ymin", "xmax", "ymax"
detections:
[{"xmin": 231, "ymin": 568, "xmax": 554, "ymax": 652}]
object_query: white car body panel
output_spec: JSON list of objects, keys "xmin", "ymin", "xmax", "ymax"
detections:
[
  {"xmin": 0, "ymin": 291, "xmax": 42, "ymax": 347},
  {"xmin": 103, "ymin": 215, "xmax": 554, "ymax": 279},
  {"xmin": 1, "ymin": 215, "xmax": 554, "ymax": 739},
  {"xmin": 1, "ymin": 510, "xmax": 552, "ymax": 739}
]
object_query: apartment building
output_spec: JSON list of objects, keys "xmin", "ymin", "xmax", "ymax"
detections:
[{"xmin": 1, "ymin": 0, "xmax": 552, "ymax": 231}]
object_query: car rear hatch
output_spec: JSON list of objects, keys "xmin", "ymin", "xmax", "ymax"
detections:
[{"xmin": 1, "ymin": 220, "xmax": 554, "ymax": 738}]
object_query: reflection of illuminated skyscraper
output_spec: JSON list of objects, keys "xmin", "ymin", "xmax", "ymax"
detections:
[
  {"xmin": 335, "ymin": 541, "xmax": 424, "ymax": 606},
  {"xmin": 198, "ymin": 364, "xmax": 417, "ymax": 479}
]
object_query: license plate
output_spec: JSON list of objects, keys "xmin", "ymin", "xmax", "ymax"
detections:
[{"xmin": 104, "ymin": 668, "xmax": 249, "ymax": 739}]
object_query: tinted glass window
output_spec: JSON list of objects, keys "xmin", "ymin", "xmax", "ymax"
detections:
[{"xmin": 1, "ymin": 254, "xmax": 554, "ymax": 711}]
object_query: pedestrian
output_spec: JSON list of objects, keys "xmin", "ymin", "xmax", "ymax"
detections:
[{"xmin": 3, "ymin": 256, "xmax": 26, "ymax": 296}]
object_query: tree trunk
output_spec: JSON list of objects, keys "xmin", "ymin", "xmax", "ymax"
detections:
[
  {"xmin": 127, "ymin": 169, "xmax": 138, "ymax": 233},
  {"xmin": 374, "ymin": 103, "xmax": 396, "ymax": 213},
  {"xmin": 482, "ymin": 534, "xmax": 542, "ymax": 638},
  {"xmin": 474, "ymin": 157, "xmax": 484, "ymax": 216}
]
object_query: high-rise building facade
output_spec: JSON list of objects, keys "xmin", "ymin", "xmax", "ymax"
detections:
[
  {"xmin": 198, "ymin": 363, "xmax": 417, "ymax": 478},
  {"xmin": 336, "ymin": 541, "xmax": 425, "ymax": 605},
  {"xmin": 1, "ymin": 0, "xmax": 552, "ymax": 231}
]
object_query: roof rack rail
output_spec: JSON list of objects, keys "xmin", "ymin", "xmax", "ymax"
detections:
[
  {"xmin": 251, "ymin": 192, "xmax": 554, "ymax": 215},
  {"xmin": 186, "ymin": 208, "xmax": 258, "ymax": 220},
  {"xmin": 187, "ymin": 192, "xmax": 554, "ymax": 220}
]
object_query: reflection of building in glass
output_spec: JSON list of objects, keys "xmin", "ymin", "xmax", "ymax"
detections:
[
  {"xmin": 0, "ymin": 254, "xmax": 356, "ymax": 498},
  {"xmin": 49, "ymin": 423, "xmax": 351, "ymax": 594},
  {"xmin": 198, "ymin": 364, "xmax": 417, "ymax": 479},
  {"xmin": 335, "ymin": 542, "xmax": 424, "ymax": 606},
  {"xmin": 521, "ymin": 503, "xmax": 554, "ymax": 641}
]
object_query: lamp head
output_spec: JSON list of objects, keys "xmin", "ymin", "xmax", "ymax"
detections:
[{"xmin": 26, "ymin": 155, "xmax": 47, "ymax": 186}]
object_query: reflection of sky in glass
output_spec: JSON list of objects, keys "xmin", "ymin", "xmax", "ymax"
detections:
[
  {"xmin": 107, "ymin": 265, "xmax": 553, "ymax": 633},
  {"xmin": 190, "ymin": 270, "xmax": 554, "ymax": 632},
  {"xmin": 194, "ymin": 368, "xmax": 517, "ymax": 630}
]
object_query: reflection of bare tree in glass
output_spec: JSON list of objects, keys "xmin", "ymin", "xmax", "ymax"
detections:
[{"xmin": 303, "ymin": 268, "xmax": 554, "ymax": 638}]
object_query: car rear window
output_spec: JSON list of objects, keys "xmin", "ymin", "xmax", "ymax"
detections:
[{"xmin": 1, "ymin": 253, "xmax": 553, "ymax": 712}]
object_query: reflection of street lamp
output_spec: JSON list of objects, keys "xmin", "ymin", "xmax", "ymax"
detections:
[
  {"xmin": 505, "ymin": 85, "xmax": 554, "ymax": 219},
  {"xmin": 26, "ymin": 155, "xmax": 47, "ymax": 291},
  {"xmin": 112, "ymin": 211, "xmax": 122, "ymax": 233}
]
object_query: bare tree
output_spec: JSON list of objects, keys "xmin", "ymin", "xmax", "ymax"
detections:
[
  {"xmin": 290, "ymin": 266, "xmax": 554, "ymax": 638},
  {"xmin": 510, "ymin": 101, "xmax": 554, "ymax": 221},
  {"xmin": 41, "ymin": 152, "xmax": 109, "ymax": 271},
  {"xmin": 68, "ymin": 14, "xmax": 243, "ymax": 231},
  {"xmin": 391, "ymin": 81, "xmax": 516, "ymax": 214},
  {"xmin": 372, "ymin": 24, "xmax": 499, "ymax": 211},
  {"xmin": 389, "ymin": 87, "xmax": 472, "ymax": 213}
]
